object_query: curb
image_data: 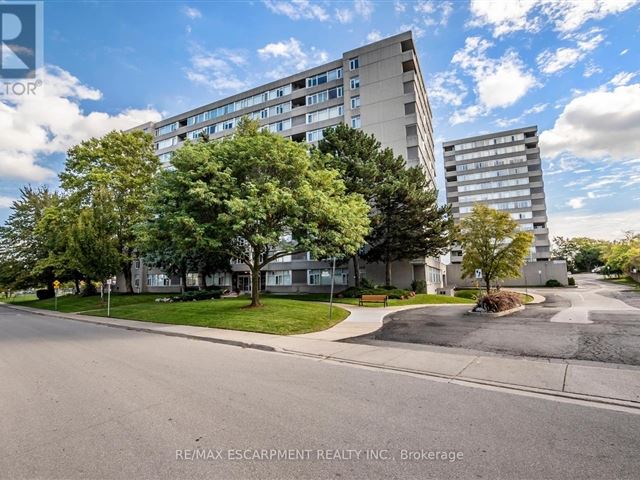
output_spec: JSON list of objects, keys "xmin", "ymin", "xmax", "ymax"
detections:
[{"xmin": 466, "ymin": 305, "xmax": 526, "ymax": 317}]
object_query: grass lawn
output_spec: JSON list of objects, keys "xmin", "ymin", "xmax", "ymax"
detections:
[
  {"xmin": 2, "ymin": 293, "xmax": 38, "ymax": 304},
  {"xmin": 280, "ymin": 292, "xmax": 474, "ymax": 307},
  {"xmin": 9, "ymin": 293, "xmax": 349, "ymax": 335},
  {"xmin": 606, "ymin": 276, "xmax": 640, "ymax": 291},
  {"xmin": 455, "ymin": 288, "xmax": 534, "ymax": 304}
]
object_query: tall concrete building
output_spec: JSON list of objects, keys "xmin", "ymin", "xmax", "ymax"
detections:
[
  {"xmin": 443, "ymin": 126, "xmax": 568, "ymax": 286},
  {"xmin": 123, "ymin": 31, "xmax": 446, "ymax": 294}
]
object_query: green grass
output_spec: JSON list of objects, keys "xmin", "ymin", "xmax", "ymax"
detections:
[
  {"xmin": 454, "ymin": 288, "xmax": 534, "ymax": 304},
  {"xmin": 279, "ymin": 292, "xmax": 474, "ymax": 307},
  {"xmin": 606, "ymin": 276, "xmax": 640, "ymax": 291},
  {"xmin": 17, "ymin": 293, "xmax": 162, "ymax": 313},
  {"xmin": 1, "ymin": 293, "xmax": 37, "ymax": 304},
  {"xmin": 10, "ymin": 293, "xmax": 349, "ymax": 335}
]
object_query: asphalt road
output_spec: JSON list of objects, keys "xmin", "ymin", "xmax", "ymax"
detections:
[
  {"xmin": 1, "ymin": 305, "xmax": 640, "ymax": 479},
  {"xmin": 354, "ymin": 275, "xmax": 640, "ymax": 365}
]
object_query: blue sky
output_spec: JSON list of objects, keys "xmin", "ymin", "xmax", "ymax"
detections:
[{"xmin": 1, "ymin": 0, "xmax": 639, "ymax": 240}]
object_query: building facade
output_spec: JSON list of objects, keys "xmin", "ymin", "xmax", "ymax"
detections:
[
  {"xmin": 443, "ymin": 126, "xmax": 568, "ymax": 286},
  {"xmin": 120, "ymin": 32, "xmax": 445, "ymax": 294}
]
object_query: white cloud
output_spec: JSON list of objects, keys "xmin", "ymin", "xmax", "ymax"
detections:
[
  {"xmin": 548, "ymin": 209, "xmax": 640, "ymax": 240},
  {"xmin": 185, "ymin": 44, "xmax": 250, "ymax": 93},
  {"xmin": 354, "ymin": 0, "xmax": 374, "ymax": 19},
  {"xmin": 448, "ymin": 37, "xmax": 537, "ymax": 123},
  {"xmin": 0, "ymin": 196, "xmax": 15, "ymax": 208},
  {"xmin": 567, "ymin": 197, "xmax": 586, "ymax": 208},
  {"xmin": 335, "ymin": 8, "xmax": 353, "ymax": 23},
  {"xmin": 0, "ymin": 66, "xmax": 161, "ymax": 182},
  {"xmin": 495, "ymin": 103, "xmax": 548, "ymax": 127},
  {"xmin": 620, "ymin": 48, "xmax": 629, "ymax": 56},
  {"xmin": 262, "ymin": 0, "xmax": 329, "ymax": 21},
  {"xmin": 537, "ymin": 29, "xmax": 604, "ymax": 75},
  {"xmin": 366, "ymin": 30, "xmax": 383, "ymax": 42},
  {"xmin": 583, "ymin": 61, "xmax": 603, "ymax": 78},
  {"xmin": 182, "ymin": 6, "xmax": 202, "ymax": 19},
  {"xmin": 540, "ymin": 82, "xmax": 640, "ymax": 160},
  {"xmin": 399, "ymin": 24, "xmax": 425, "ymax": 38},
  {"xmin": 258, "ymin": 38, "xmax": 328, "ymax": 79},
  {"xmin": 428, "ymin": 70, "xmax": 468, "ymax": 106},
  {"xmin": 469, "ymin": 0, "xmax": 639, "ymax": 37},
  {"xmin": 411, "ymin": 1, "xmax": 454, "ymax": 28},
  {"xmin": 609, "ymin": 71, "xmax": 637, "ymax": 87},
  {"xmin": 394, "ymin": 1, "xmax": 406, "ymax": 13}
]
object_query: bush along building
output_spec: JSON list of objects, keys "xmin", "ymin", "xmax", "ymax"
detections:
[
  {"xmin": 443, "ymin": 126, "xmax": 568, "ymax": 287},
  {"xmin": 115, "ymin": 31, "xmax": 447, "ymax": 295}
]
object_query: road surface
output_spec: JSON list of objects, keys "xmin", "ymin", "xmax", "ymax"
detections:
[
  {"xmin": 1, "ymin": 304, "xmax": 639, "ymax": 479},
  {"xmin": 354, "ymin": 275, "xmax": 640, "ymax": 365}
]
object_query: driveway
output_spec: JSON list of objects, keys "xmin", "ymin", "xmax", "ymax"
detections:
[{"xmin": 350, "ymin": 274, "xmax": 640, "ymax": 366}]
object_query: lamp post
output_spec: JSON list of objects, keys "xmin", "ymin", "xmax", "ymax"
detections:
[{"xmin": 329, "ymin": 257, "xmax": 337, "ymax": 321}]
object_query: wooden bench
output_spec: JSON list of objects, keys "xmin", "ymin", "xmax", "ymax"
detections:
[{"xmin": 359, "ymin": 294, "xmax": 389, "ymax": 307}]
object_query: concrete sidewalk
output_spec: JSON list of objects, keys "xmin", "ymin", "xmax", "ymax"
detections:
[{"xmin": 5, "ymin": 302, "xmax": 640, "ymax": 411}]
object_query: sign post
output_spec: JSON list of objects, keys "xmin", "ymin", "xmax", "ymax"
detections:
[
  {"xmin": 106, "ymin": 277, "xmax": 116, "ymax": 317},
  {"xmin": 53, "ymin": 280, "xmax": 60, "ymax": 311}
]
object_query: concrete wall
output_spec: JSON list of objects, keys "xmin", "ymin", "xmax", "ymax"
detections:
[{"xmin": 446, "ymin": 260, "xmax": 568, "ymax": 288}]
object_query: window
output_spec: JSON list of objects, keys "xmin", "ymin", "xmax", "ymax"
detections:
[
  {"xmin": 306, "ymin": 87, "xmax": 343, "ymax": 106},
  {"xmin": 306, "ymin": 128, "xmax": 325, "ymax": 142},
  {"xmin": 350, "ymin": 96, "xmax": 360, "ymax": 109},
  {"xmin": 459, "ymin": 188, "xmax": 530, "ymax": 204},
  {"xmin": 134, "ymin": 276, "xmax": 140, "ymax": 288},
  {"xmin": 186, "ymin": 273, "xmax": 199, "ymax": 287},
  {"xmin": 134, "ymin": 260, "xmax": 141, "ymax": 269},
  {"xmin": 407, "ymin": 146, "xmax": 418, "ymax": 160},
  {"xmin": 209, "ymin": 272, "xmax": 231, "ymax": 286},
  {"xmin": 223, "ymin": 120, "xmax": 234, "ymax": 130},
  {"xmin": 403, "ymin": 81, "xmax": 414, "ymax": 94},
  {"xmin": 306, "ymin": 105, "xmax": 344, "ymax": 124},
  {"xmin": 155, "ymin": 123, "xmax": 178, "ymax": 136},
  {"xmin": 351, "ymin": 115, "xmax": 361, "ymax": 128},
  {"xmin": 455, "ymin": 144, "xmax": 526, "ymax": 162},
  {"xmin": 349, "ymin": 57, "xmax": 359, "ymax": 70},
  {"xmin": 350, "ymin": 76, "xmax": 360, "ymax": 89},
  {"xmin": 147, "ymin": 274, "xmax": 171, "ymax": 287},
  {"xmin": 272, "ymin": 254, "xmax": 292, "ymax": 263},
  {"xmin": 511, "ymin": 211, "xmax": 533, "ymax": 220},
  {"xmin": 457, "ymin": 177, "xmax": 529, "ymax": 193},
  {"xmin": 260, "ymin": 109, "xmax": 268, "ymax": 119},
  {"xmin": 428, "ymin": 267, "xmax": 441, "ymax": 284},
  {"xmin": 158, "ymin": 152, "xmax": 173, "ymax": 163},
  {"xmin": 156, "ymin": 137, "xmax": 177, "ymax": 150},
  {"xmin": 306, "ymin": 68, "xmax": 342, "ymax": 87},
  {"xmin": 307, "ymin": 268, "xmax": 348, "ymax": 286},
  {"xmin": 268, "ymin": 119, "xmax": 291, "ymax": 133},
  {"xmin": 404, "ymin": 102, "xmax": 416, "ymax": 115},
  {"xmin": 266, "ymin": 270, "xmax": 292, "ymax": 286},
  {"xmin": 454, "ymin": 133, "xmax": 525, "ymax": 151},
  {"xmin": 455, "ymin": 155, "xmax": 527, "ymax": 172},
  {"xmin": 406, "ymin": 124, "xmax": 417, "ymax": 137}
]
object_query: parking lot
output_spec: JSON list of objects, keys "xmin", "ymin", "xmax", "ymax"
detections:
[{"xmin": 350, "ymin": 275, "xmax": 640, "ymax": 365}]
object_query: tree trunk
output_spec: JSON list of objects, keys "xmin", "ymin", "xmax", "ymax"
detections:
[
  {"xmin": 122, "ymin": 260, "xmax": 133, "ymax": 294},
  {"xmin": 74, "ymin": 277, "xmax": 80, "ymax": 295},
  {"xmin": 180, "ymin": 269, "xmax": 188, "ymax": 294},
  {"xmin": 484, "ymin": 277, "xmax": 491, "ymax": 294},
  {"xmin": 352, "ymin": 255, "xmax": 361, "ymax": 287},
  {"xmin": 385, "ymin": 258, "xmax": 392, "ymax": 287},
  {"xmin": 249, "ymin": 251, "xmax": 262, "ymax": 307}
]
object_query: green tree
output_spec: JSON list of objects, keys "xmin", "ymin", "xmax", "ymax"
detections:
[
  {"xmin": 459, "ymin": 204, "xmax": 533, "ymax": 293},
  {"xmin": 364, "ymin": 150, "xmax": 454, "ymax": 286},
  {"xmin": 163, "ymin": 119, "xmax": 370, "ymax": 307},
  {"xmin": 603, "ymin": 232, "xmax": 640, "ymax": 276},
  {"xmin": 138, "ymin": 166, "xmax": 231, "ymax": 292},
  {"xmin": 0, "ymin": 186, "xmax": 61, "ymax": 292},
  {"xmin": 67, "ymin": 187, "xmax": 121, "ymax": 285},
  {"xmin": 59, "ymin": 130, "xmax": 159, "ymax": 293},
  {"xmin": 318, "ymin": 124, "xmax": 382, "ymax": 286},
  {"xmin": 552, "ymin": 236, "xmax": 608, "ymax": 272}
]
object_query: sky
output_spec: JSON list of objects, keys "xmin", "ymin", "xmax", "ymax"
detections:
[{"xmin": 1, "ymin": 0, "xmax": 639, "ymax": 241}]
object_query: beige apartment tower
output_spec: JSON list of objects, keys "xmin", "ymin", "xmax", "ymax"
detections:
[{"xmin": 125, "ymin": 31, "xmax": 445, "ymax": 294}]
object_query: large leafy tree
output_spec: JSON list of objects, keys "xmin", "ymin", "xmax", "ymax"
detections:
[
  {"xmin": 459, "ymin": 204, "xmax": 534, "ymax": 293},
  {"xmin": 138, "ymin": 166, "xmax": 231, "ymax": 292},
  {"xmin": 0, "ymin": 186, "xmax": 61, "ymax": 291},
  {"xmin": 552, "ymin": 236, "xmax": 608, "ymax": 272},
  {"xmin": 364, "ymin": 150, "xmax": 454, "ymax": 286},
  {"xmin": 603, "ymin": 232, "xmax": 640, "ymax": 276},
  {"xmin": 162, "ymin": 119, "xmax": 370, "ymax": 307},
  {"xmin": 59, "ymin": 130, "xmax": 159, "ymax": 293},
  {"xmin": 317, "ymin": 124, "xmax": 381, "ymax": 287}
]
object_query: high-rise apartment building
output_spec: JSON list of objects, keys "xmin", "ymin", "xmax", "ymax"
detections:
[
  {"xmin": 125, "ymin": 31, "xmax": 445, "ymax": 294},
  {"xmin": 443, "ymin": 126, "xmax": 551, "ymax": 263}
]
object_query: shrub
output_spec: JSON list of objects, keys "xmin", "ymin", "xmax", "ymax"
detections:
[
  {"xmin": 170, "ymin": 289, "xmax": 222, "ymax": 302},
  {"xmin": 379, "ymin": 285, "xmax": 398, "ymax": 291},
  {"xmin": 36, "ymin": 289, "xmax": 55, "ymax": 300},
  {"xmin": 545, "ymin": 279, "xmax": 562, "ymax": 287},
  {"xmin": 339, "ymin": 286, "xmax": 410, "ymax": 299},
  {"xmin": 568, "ymin": 277, "xmax": 576, "ymax": 286},
  {"xmin": 411, "ymin": 279, "xmax": 427, "ymax": 294},
  {"xmin": 474, "ymin": 291, "xmax": 522, "ymax": 313},
  {"xmin": 80, "ymin": 281, "xmax": 98, "ymax": 297},
  {"xmin": 455, "ymin": 289, "xmax": 480, "ymax": 300},
  {"xmin": 359, "ymin": 278, "xmax": 374, "ymax": 289}
]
